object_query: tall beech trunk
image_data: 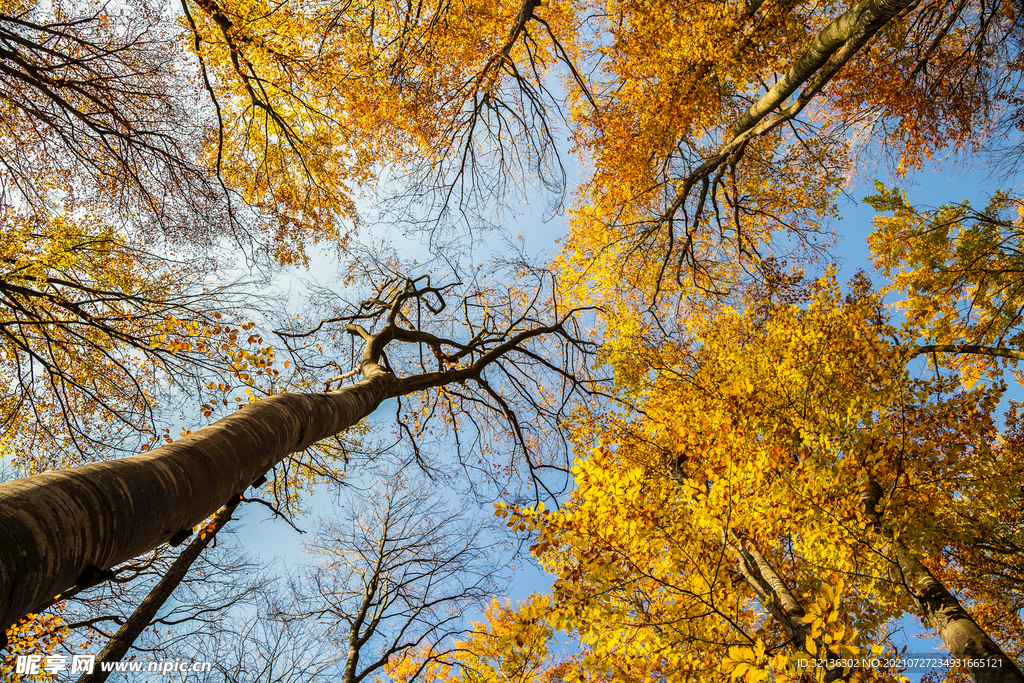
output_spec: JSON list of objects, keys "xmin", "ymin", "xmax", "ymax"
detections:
[
  {"xmin": 0, "ymin": 273, "xmax": 573, "ymax": 642},
  {"xmin": 672, "ymin": 466, "xmax": 850, "ymax": 680},
  {"xmin": 722, "ymin": 529, "xmax": 809, "ymax": 650},
  {"xmin": 722, "ymin": 529, "xmax": 851, "ymax": 682},
  {"xmin": 861, "ymin": 480, "xmax": 1024, "ymax": 683},
  {"xmin": 665, "ymin": 0, "xmax": 915, "ymax": 219},
  {"xmin": 76, "ymin": 496, "xmax": 242, "ymax": 683},
  {"xmin": 0, "ymin": 363, "xmax": 401, "ymax": 635}
]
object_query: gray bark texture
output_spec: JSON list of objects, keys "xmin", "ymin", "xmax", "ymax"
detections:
[
  {"xmin": 892, "ymin": 545, "xmax": 1024, "ymax": 683},
  {"xmin": 0, "ymin": 363, "xmax": 400, "ymax": 634},
  {"xmin": 663, "ymin": 0, "xmax": 915, "ymax": 230},
  {"xmin": 729, "ymin": 0, "xmax": 914, "ymax": 140},
  {"xmin": 722, "ymin": 530, "xmax": 851, "ymax": 682},
  {"xmin": 861, "ymin": 480, "xmax": 1024, "ymax": 683},
  {"xmin": 675, "ymin": 469, "xmax": 849, "ymax": 680}
]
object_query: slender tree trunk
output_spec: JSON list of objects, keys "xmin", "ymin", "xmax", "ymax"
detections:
[
  {"xmin": 722, "ymin": 530, "xmax": 851, "ymax": 682},
  {"xmin": 861, "ymin": 480, "xmax": 1024, "ymax": 683},
  {"xmin": 0, "ymin": 283, "xmax": 569, "ymax": 638},
  {"xmin": 342, "ymin": 520, "xmax": 386, "ymax": 683},
  {"xmin": 722, "ymin": 529, "xmax": 809, "ymax": 649},
  {"xmin": 0, "ymin": 363, "xmax": 401, "ymax": 634},
  {"xmin": 673, "ymin": 467, "xmax": 849, "ymax": 680},
  {"xmin": 75, "ymin": 496, "xmax": 242, "ymax": 683}
]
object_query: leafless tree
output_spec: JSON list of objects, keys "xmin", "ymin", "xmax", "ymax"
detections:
[
  {"xmin": 189, "ymin": 598, "xmax": 339, "ymax": 683},
  {"xmin": 72, "ymin": 496, "xmax": 245, "ymax": 683},
  {"xmin": 0, "ymin": 497, "xmax": 269, "ymax": 679},
  {"xmin": 272, "ymin": 474, "xmax": 505, "ymax": 683},
  {"xmin": 275, "ymin": 256, "xmax": 607, "ymax": 504}
]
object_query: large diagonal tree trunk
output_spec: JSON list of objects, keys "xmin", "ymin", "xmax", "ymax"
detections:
[
  {"xmin": 0, "ymin": 273, "xmax": 574, "ymax": 640},
  {"xmin": 0, "ymin": 363, "xmax": 401, "ymax": 635}
]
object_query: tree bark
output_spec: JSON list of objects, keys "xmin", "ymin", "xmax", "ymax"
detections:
[
  {"xmin": 673, "ymin": 468, "xmax": 849, "ymax": 680},
  {"xmin": 666, "ymin": 0, "xmax": 916, "ymax": 214},
  {"xmin": 722, "ymin": 530, "xmax": 852, "ymax": 682},
  {"xmin": 75, "ymin": 496, "xmax": 242, "ymax": 683},
  {"xmin": 861, "ymin": 480, "xmax": 1024, "ymax": 683},
  {"xmin": 728, "ymin": 0, "xmax": 914, "ymax": 140},
  {"xmin": 0, "ymin": 362, "xmax": 401, "ymax": 634}
]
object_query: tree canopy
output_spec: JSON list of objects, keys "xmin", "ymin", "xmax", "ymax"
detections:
[{"xmin": 2, "ymin": 0, "xmax": 1024, "ymax": 680}]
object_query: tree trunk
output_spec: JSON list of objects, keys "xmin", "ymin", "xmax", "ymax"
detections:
[
  {"xmin": 0, "ymin": 363, "xmax": 400, "ymax": 634},
  {"xmin": 910, "ymin": 344, "xmax": 1024, "ymax": 362},
  {"xmin": 892, "ymin": 545, "xmax": 1024, "ymax": 683},
  {"xmin": 861, "ymin": 480, "xmax": 1024, "ymax": 683},
  {"xmin": 728, "ymin": 0, "xmax": 914, "ymax": 139},
  {"xmin": 75, "ymin": 496, "xmax": 242, "ymax": 683},
  {"xmin": 722, "ymin": 530, "xmax": 851, "ymax": 682},
  {"xmin": 674, "ymin": 468, "xmax": 849, "ymax": 680}
]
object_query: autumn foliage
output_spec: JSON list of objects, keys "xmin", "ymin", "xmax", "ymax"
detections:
[{"xmin": 2, "ymin": 0, "xmax": 1024, "ymax": 679}]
